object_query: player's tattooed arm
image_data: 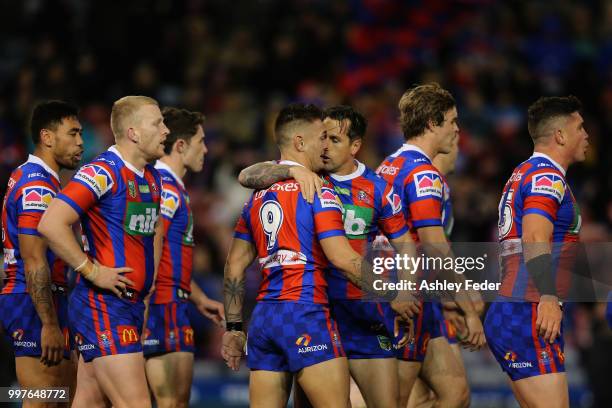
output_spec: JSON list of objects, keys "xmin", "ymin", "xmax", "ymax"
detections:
[
  {"xmin": 238, "ymin": 161, "xmax": 292, "ymax": 189},
  {"xmin": 223, "ymin": 238, "xmax": 256, "ymax": 324},
  {"xmin": 19, "ymin": 234, "xmax": 58, "ymax": 326}
]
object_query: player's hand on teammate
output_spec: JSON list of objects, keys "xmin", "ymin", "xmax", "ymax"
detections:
[
  {"xmin": 443, "ymin": 307, "xmax": 468, "ymax": 340},
  {"xmin": 84, "ymin": 260, "xmax": 135, "ymax": 298},
  {"xmin": 221, "ymin": 330, "xmax": 246, "ymax": 371},
  {"xmin": 289, "ymin": 166, "xmax": 322, "ymax": 203},
  {"xmin": 197, "ymin": 298, "xmax": 225, "ymax": 327},
  {"xmin": 393, "ymin": 315, "xmax": 414, "ymax": 348},
  {"xmin": 40, "ymin": 324, "xmax": 65, "ymax": 366},
  {"xmin": 536, "ymin": 295, "xmax": 562, "ymax": 343},
  {"xmin": 462, "ymin": 312, "xmax": 486, "ymax": 351},
  {"xmin": 390, "ymin": 298, "xmax": 421, "ymax": 321}
]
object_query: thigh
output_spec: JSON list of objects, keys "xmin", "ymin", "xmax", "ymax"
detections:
[
  {"xmin": 297, "ymin": 357, "xmax": 350, "ymax": 408},
  {"xmin": 92, "ymin": 352, "xmax": 150, "ymax": 408},
  {"xmin": 349, "ymin": 358, "xmax": 398, "ymax": 408},
  {"xmin": 145, "ymin": 351, "xmax": 194, "ymax": 406},
  {"xmin": 249, "ymin": 370, "xmax": 292, "ymax": 408},
  {"xmin": 512, "ymin": 372, "xmax": 569, "ymax": 408},
  {"xmin": 419, "ymin": 337, "xmax": 467, "ymax": 398},
  {"xmin": 397, "ymin": 360, "xmax": 422, "ymax": 407},
  {"xmin": 72, "ymin": 355, "xmax": 110, "ymax": 408}
]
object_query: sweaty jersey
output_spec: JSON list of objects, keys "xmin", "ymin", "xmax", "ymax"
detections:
[
  {"xmin": 376, "ymin": 144, "xmax": 446, "ymax": 241},
  {"xmin": 326, "ymin": 161, "xmax": 408, "ymax": 300},
  {"xmin": 497, "ymin": 152, "xmax": 581, "ymax": 301},
  {"xmin": 57, "ymin": 146, "xmax": 162, "ymax": 297},
  {"xmin": 151, "ymin": 161, "xmax": 193, "ymax": 304},
  {"xmin": 233, "ymin": 160, "xmax": 345, "ymax": 304},
  {"xmin": 2, "ymin": 155, "xmax": 67, "ymax": 293}
]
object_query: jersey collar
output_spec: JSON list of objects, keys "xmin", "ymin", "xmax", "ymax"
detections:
[
  {"xmin": 26, "ymin": 154, "xmax": 59, "ymax": 182},
  {"xmin": 531, "ymin": 152, "xmax": 566, "ymax": 176},
  {"xmin": 278, "ymin": 160, "xmax": 305, "ymax": 167},
  {"xmin": 330, "ymin": 160, "xmax": 365, "ymax": 182},
  {"xmin": 155, "ymin": 160, "xmax": 185, "ymax": 188},
  {"xmin": 394, "ymin": 143, "xmax": 431, "ymax": 161},
  {"xmin": 108, "ymin": 145, "xmax": 144, "ymax": 177}
]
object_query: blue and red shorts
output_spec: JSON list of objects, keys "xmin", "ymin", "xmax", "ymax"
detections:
[
  {"xmin": 143, "ymin": 301, "xmax": 195, "ymax": 356},
  {"xmin": 69, "ymin": 286, "xmax": 145, "ymax": 362},
  {"xmin": 432, "ymin": 302, "xmax": 458, "ymax": 345},
  {"xmin": 246, "ymin": 302, "xmax": 345, "ymax": 372},
  {"xmin": 394, "ymin": 302, "xmax": 441, "ymax": 362},
  {"xmin": 0, "ymin": 289, "xmax": 71, "ymax": 359},
  {"xmin": 484, "ymin": 301, "xmax": 565, "ymax": 381},
  {"xmin": 330, "ymin": 300, "xmax": 395, "ymax": 359}
]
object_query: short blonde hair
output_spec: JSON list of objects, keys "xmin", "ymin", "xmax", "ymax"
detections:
[
  {"xmin": 398, "ymin": 83, "xmax": 455, "ymax": 140},
  {"xmin": 110, "ymin": 96, "xmax": 158, "ymax": 139}
]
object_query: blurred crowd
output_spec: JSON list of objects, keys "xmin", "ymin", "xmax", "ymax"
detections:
[{"xmin": 0, "ymin": 0, "xmax": 611, "ymax": 381}]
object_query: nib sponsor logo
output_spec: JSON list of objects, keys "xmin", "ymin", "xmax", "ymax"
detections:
[
  {"xmin": 531, "ymin": 173, "xmax": 565, "ymax": 203},
  {"xmin": 22, "ymin": 186, "xmax": 55, "ymax": 210},
  {"xmin": 296, "ymin": 334, "xmax": 327, "ymax": 354},
  {"xmin": 414, "ymin": 171, "xmax": 443, "ymax": 198}
]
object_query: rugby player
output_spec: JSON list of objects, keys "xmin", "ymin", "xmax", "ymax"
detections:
[
  {"xmin": 377, "ymin": 83, "xmax": 485, "ymax": 408},
  {"xmin": 38, "ymin": 96, "xmax": 169, "ymax": 407},
  {"xmin": 484, "ymin": 96, "xmax": 588, "ymax": 408},
  {"xmin": 221, "ymin": 103, "xmax": 413, "ymax": 408},
  {"xmin": 238, "ymin": 105, "xmax": 420, "ymax": 407},
  {"xmin": 0, "ymin": 101, "xmax": 82, "ymax": 405},
  {"xmin": 144, "ymin": 107, "xmax": 224, "ymax": 408}
]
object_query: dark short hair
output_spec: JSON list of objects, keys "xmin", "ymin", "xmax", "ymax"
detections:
[
  {"xmin": 398, "ymin": 83, "xmax": 456, "ymax": 140},
  {"xmin": 274, "ymin": 103, "xmax": 323, "ymax": 147},
  {"xmin": 324, "ymin": 105, "xmax": 367, "ymax": 142},
  {"xmin": 30, "ymin": 100, "xmax": 79, "ymax": 144},
  {"xmin": 527, "ymin": 96, "xmax": 582, "ymax": 143},
  {"xmin": 162, "ymin": 107, "xmax": 206, "ymax": 154}
]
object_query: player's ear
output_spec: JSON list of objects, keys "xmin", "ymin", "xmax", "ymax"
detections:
[
  {"xmin": 350, "ymin": 138, "xmax": 362, "ymax": 156},
  {"xmin": 39, "ymin": 128, "xmax": 54, "ymax": 148},
  {"xmin": 554, "ymin": 128, "xmax": 565, "ymax": 146},
  {"xmin": 126, "ymin": 127, "xmax": 139, "ymax": 144},
  {"xmin": 295, "ymin": 135, "xmax": 305, "ymax": 152}
]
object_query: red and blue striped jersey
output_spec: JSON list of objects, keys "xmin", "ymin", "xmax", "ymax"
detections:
[
  {"xmin": 1, "ymin": 155, "xmax": 67, "ymax": 293},
  {"xmin": 151, "ymin": 161, "xmax": 193, "ymax": 304},
  {"xmin": 497, "ymin": 153, "xmax": 581, "ymax": 301},
  {"xmin": 326, "ymin": 161, "xmax": 408, "ymax": 300},
  {"xmin": 57, "ymin": 146, "xmax": 162, "ymax": 297},
  {"xmin": 441, "ymin": 175, "xmax": 454, "ymax": 238},
  {"xmin": 376, "ymin": 144, "xmax": 446, "ymax": 242},
  {"xmin": 233, "ymin": 161, "xmax": 346, "ymax": 304}
]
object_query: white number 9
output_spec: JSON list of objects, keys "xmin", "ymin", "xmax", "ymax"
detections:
[{"xmin": 259, "ymin": 200, "xmax": 284, "ymax": 250}]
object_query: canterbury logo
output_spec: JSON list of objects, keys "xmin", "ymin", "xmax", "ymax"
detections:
[{"xmin": 296, "ymin": 334, "xmax": 311, "ymax": 346}]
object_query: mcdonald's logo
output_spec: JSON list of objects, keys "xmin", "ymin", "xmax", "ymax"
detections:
[
  {"xmin": 182, "ymin": 326, "xmax": 194, "ymax": 346},
  {"xmin": 117, "ymin": 325, "xmax": 139, "ymax": 346}
]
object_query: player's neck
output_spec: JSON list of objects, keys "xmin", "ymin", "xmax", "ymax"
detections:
[
  {"xmin": 279, "ymin": 152, "xmax": 311, "ymax": 170},
  {"xmin": 405, "ymin": 138, "xmax": 436, "ymax": 161},
  {"xmin": 160, "ymin": 155, "xmax": 186, "ymax": 179},
  {"xmin": 32, "ymin": 147, "xmax": 60, "ymax": 174},
  {"xmin": 533, "ymin": 147, "xmax": 570, "ymax": 172},
  {"xmin": 333, "ymin": 158, "xmax": 357, "ymax": 176},
  {"xmin": 114, "ymin": 144, "xmax": 147, "ymax": 172}
]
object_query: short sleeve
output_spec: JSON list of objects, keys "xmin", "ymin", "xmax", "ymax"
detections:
[
  {"xmin": 521, "ymin": 170, "xmax": 565, "ymax": 223},
  {"xmin": 233, "ymin": 198, "xmax": 254, "ymax": 242},
  {"xmin": 403, "ymin": 166, "xmax": 443, "ymax": 228},
  {"xmin": 57, "ymin": 163, "xmax": 115, "ymax": 216},
  {"xmin": 17, "ymin": 180, "xmax": 57, "ymax": 236},
  {"xmin": 312, "ymin": 187, "xmax": 345, "ymax": 240}
]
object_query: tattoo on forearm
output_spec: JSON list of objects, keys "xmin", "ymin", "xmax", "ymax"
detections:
[
  {"xmin": 344, "ymin": 256, "xmax": 394, "ymax": 300},
  {"xmin": 241, "ymin": 164, "xmax": 291, "ymax": 189},
  {"xmin": 26, "ymin": 265, "xmax": 58, "ymax": 325},
  {"xmin": 223, "ymin": 269, "xmax": 246, "ymax": 322}
]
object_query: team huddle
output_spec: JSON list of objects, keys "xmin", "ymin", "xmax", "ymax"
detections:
[{"xmin": 0, "ymin": 84, "xmax": 592, "ymax": 408}]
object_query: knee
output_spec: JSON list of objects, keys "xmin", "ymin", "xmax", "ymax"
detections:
[{"xmin": 441, "ymin": 385, "xmax": 470, "ymax": 408}]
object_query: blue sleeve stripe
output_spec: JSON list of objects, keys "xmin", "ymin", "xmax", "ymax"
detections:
[
  {"xmin": 317, "ymin": 229, "xmax": 345, "ymax": 240},
  {"xmin": 523, "ymin": 208, "xmax": 555, "ymax": 223},
  {"xmin": 386, "ymin": 226, "xmax": 409, "ymax": 239},
  {"xmin": 233, "ymin": 232, "xmax": 253, "ymax": 242},
  {"xmin": 56, "ymin": 194, "xmax": 84, "ymax": 216},
  {"xmin": 18, "ymin": 228, "xmax": 41, "ymax": 236},
  {"xmin": 412, "ymin": 219, "xmax": 443, "ymax": 228}
]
